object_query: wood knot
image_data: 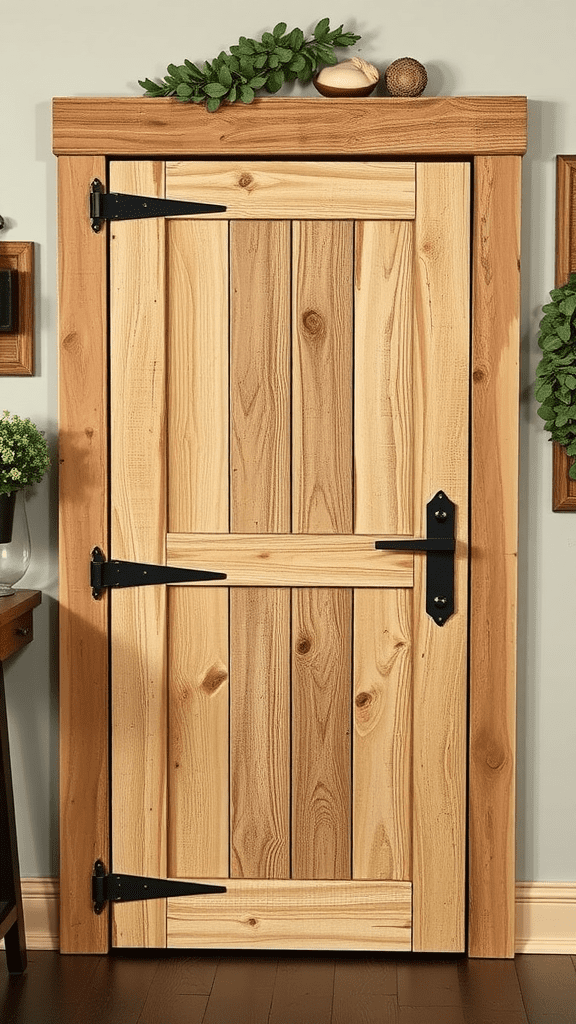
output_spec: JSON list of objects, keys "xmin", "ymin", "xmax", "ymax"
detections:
[
  {"xmin": 355, "ymin": 692, "xmax": 372, "ymax": 708},
  {"xmin": 247, "ymin": 917, "xmax": 257, "ymax": 927},
  {"xmin": 302, "ymin": 308, "xmax": 325, "ymax": 339},
  {"xmin": 473, "ymin": 368, "xmax": 486, "ymax": 383},
  {"xmin": 296, "ymin": 636, "xmax": 311, "ymax": 655},
  {"xmin": 238, "ymin": 173, "xmax": 254, "ymax": 189},
  {"xmin": 201, "ymin": 665, "xmax": 227, "ymax": 695}
]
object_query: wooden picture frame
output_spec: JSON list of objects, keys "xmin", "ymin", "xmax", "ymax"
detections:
[
  {"xmin": 553, "ymin": 156, "xmax": 576, "ymax": 510},
  {"xmin": 0, "ymin": 242, "xmax": 35, "ymax": 376}
]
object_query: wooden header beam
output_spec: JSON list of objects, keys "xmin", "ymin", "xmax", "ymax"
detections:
[{"xmin": 53, "ymin": 96, "xmax": 527, "ymax": 157}]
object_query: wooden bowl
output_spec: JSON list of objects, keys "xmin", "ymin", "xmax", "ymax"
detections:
[{"xmin": 313, "ymin": 76, "xmax": 378, "ymax": 97}]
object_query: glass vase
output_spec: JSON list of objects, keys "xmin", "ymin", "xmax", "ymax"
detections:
[{"xmin": 0, "ymin": 489, "xmax": 31, "ymax": 597}]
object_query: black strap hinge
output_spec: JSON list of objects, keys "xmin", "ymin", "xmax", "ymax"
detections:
[
  {"xmin": 91, "ymin": 546, "xmax": 226, "ymax": 599},
  {"xmin": 92, "ymin": 860, "xmax": 226, "ymax": 914},
  {"xmin": 90, "ymin": 178, "xmax": 227, "ymax": 232}
]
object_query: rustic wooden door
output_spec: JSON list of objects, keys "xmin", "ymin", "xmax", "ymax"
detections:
[{"xmin": 108, "ymin": 158, "xmax": 470, "ymax": 952}]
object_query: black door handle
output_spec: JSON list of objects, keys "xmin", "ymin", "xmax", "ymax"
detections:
[{"xmin": 375, "ymin": 491, "xmax": 455, "ymax": 626}]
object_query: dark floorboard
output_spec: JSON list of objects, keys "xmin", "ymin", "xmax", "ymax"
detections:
[{"xmin": 0, "ymin": 951, "xmax": 575, "ymax": 1024}]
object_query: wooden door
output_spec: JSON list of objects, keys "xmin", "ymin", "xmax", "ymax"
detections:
[{"xmin": 108, "ymin": 158, "xmax": 470, "ymax": 952}]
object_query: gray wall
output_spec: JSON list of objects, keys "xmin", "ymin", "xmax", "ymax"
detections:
[{"xmin": 2, "ymin": 0, "xmax": 575, "ymax": 881}]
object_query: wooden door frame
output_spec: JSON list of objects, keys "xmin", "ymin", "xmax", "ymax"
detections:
[{"xmin": 53, "ymin": 96, "xmax": 527, "ymax": 958}]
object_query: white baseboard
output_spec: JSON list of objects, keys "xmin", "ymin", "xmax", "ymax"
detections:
[
  {"xmin": 515, "ymin": 882, "xmax": 576, "ymax": 953},
  {"xmin": 2, "ymin": 879, "xmax": 574, "ymax": 953},
  {"xmin": 0, "ymin": 878, "xmax": 59, "ymax": 951}
]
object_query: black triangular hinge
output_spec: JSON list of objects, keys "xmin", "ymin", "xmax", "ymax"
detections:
[
  {"xmin": 92, "ymin": 860, "xmax": 226, "ymax": 914},
  {"xmin": 91, "ymin": 546, "xmax": 226, "ymax": 599},
  {"xmin": 90, "ymin": 178, "xmax": 227, "ymax": 232}
]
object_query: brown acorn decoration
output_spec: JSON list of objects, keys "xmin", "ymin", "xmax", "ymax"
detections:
[{"xmin": 384, "ymin": 57, "xmax": 427, "ymax": 97}]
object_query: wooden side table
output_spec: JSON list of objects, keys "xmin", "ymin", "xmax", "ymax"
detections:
[{"xmin": 0, "ymin": 589, "xmax": 41, "ymax": 973}]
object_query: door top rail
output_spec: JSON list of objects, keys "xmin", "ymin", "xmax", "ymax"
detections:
[{"xmin": 52, "ymin": 96, "xmax": 527, "ymax": 158}]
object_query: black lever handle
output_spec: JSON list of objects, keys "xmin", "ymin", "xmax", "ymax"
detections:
[
  {"xmin": 375, "ymin": 538, "xmax": 454, "ymax": 552},
  {"xmin": 375, "ymin": 491, "xmax": 456, "ymax": 626}
]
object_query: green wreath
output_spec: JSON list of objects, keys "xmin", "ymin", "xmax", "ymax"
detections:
[
  {"xmin": 139, "ymin": 19, "xmax": 361, "ymax": 112},
  {"xmin": 536, "ymin": 273, "xmax": 576, "ymax": 478}
]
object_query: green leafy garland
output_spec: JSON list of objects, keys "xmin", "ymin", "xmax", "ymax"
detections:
[
  {"xmin": 139, "ymin": 19, "xmax": 361, "ymax": 112},
  {"xmin": 536, "ymin": 273, "xmax": 576, "ymax": 478}
]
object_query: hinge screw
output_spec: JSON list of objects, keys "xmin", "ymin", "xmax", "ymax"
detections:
[
  {"xmin": 435, "ymin": 509, "xmax": 448, "ymax": 522},
  {"xmin": 434, "ymin": 595, "xmax": 448, "ymax": 607}
]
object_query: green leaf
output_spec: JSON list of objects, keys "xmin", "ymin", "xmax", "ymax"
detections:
[
  {"xmin": 254, "ymin": 53, "xmax": 267, "ymax": 68},
  {"xmin": 550, "ymin": 289, "xmax": 565, "ymax": 302},
  {"xmin": 228, "ymin": 85, "xmax": 237, "ymax": 103},
  {"xmin": 262, "ymin": 31, "xmax": 275, "ymax": 47},
  {"xmin": 240, "ymin": 84, "xmax": 255, "ymax": 103},
  {"xmin": 274, "ymin": 47, "xmax": 293, "ymax": 63},
  {"xmin": 240, "ymin": 57, "xmax": 255, "ymax": 77},
  {"xmin": 266, "ymin": 69, "xmax": 284, "ymax": 92},
  {"xmin": 184, "ymin": 60, "xmax": 204, "ymax": 80},
  {"xmin": 167, "ymin": 63, "xmax": 186, "ymax": 81},
  {"xmin": 535, "ymin": 382, "xmax": 553, "ymax": 402},
  {"xmin": 314, "ymin": 17, "xmax": 330, "ymax": 39},
  {"xmin": 289, "ymin": 55, "xmax": 306, "ymax": 73},
  {"xmin": 249, "ymin": 76, "xmax": 267, "ymax": 89},
  {"xmin": 542, "ymin": 336, "xmax": 564, "ymax": 351},
  {"xmin": 317, "ymin": 48, "xmax": 338, "ymax": 66},
  {"xmin": 176, "ymin": 83, "xmax": 193, "ymax": 97},
  {"xmin": 561, "ymin": 295, "xmax": 576, "ymax": 317},
  {"xmin": 537, "ymin": 404, "xmax": 555, "ymax": 420},
  {"xmin": 565, "ymin": 440, "xmax": 576, "ymax": 456},
  {"xmin": 558, "ymin": 323, "xmax": 573, "ymax": 342},
  {"xmin": 204, "ymin": 82, "xmax": 228, "ymax": 98},
  {"xmin": 268, "ymin": 54, "xmax": 280, "ymax": 68},
  {"xmin": 206, "ymin": 96, "xmax": 221, "ymax": 113},
  {"xmin": 219, "ymin": 65, "xmax": 233, "ymax": 88},
  {"xmin": 288, "ymin": 27, "xmax": 304, "ymax": 50},
  {"xmin": 334, "ymin": 32, "xmax": 360, "ymax": 46},
  {"xmin": 568, "ymin": 460, "xmax": 576, "ymax": 480},
  {"xmin": 273, "ymin": 22, "xmax": 287, "ymax": 38},
  {"xmin": 139, "ymin": 78, "xmax": 170, "ymax": 96}
]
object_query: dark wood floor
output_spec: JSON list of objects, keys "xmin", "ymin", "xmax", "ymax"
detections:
[{"xmin": 1, "ymin": 951, "xmax": 575, "ymax": 1024}]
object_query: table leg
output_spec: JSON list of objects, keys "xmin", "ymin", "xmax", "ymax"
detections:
[{"xmin": 0, "ymin": 662, "xmax": 27, "ymax": 973}]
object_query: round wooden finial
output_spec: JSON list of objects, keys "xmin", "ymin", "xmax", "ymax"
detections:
[{"xmin": 384, "ymin": 57, "xmax": 428, "ymax": 97}]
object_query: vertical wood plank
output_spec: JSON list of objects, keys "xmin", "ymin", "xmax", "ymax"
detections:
[
  {"xmin": 292, "ymin": 222, "xmax": 353, "ymax": 534},
  {"xmin": 167, "ymin": 220, "xmax": 229, "ymax": 533},
  {"xmin": 469, "ymin": 156, "xmax": 521, "ymax": 958},
  {"xmin": 58, "ymin": 156, "xmax": 109, "ymax": 953},
  {"xmin": 353, "ymin": 590, "xmax": 412, "ymax": 881},
  {"xmin": 292, "ymin": 589, "xmax": 352, "ymax": 880},
  {"xmin": 168, "ymin": 588, "xmax": 229, "ymax": 879},
  {"xmin": 412, "ymin": 163, "xmax": 470, "ymax": 951},
  {"xmin": 230, "ymin": 221, "xmax": 291, "ymax": 533},
  {"xmin": 110, "ymin": 161, "xmax": 167, "ymax": 947},
  {"xmin": 553, "ymin": 157, "xmax": 576, "ymax": 510},
  {"xmin": 229, "ymin": 222, "xmax": 291, "ymax": 879},
  {"xmin": 354, "ymin": 221, "xmax": 413, "ymax": 535},
  {"xmin": 230, "ymin": 589, "xmax": 290, "ymax": 879}
]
